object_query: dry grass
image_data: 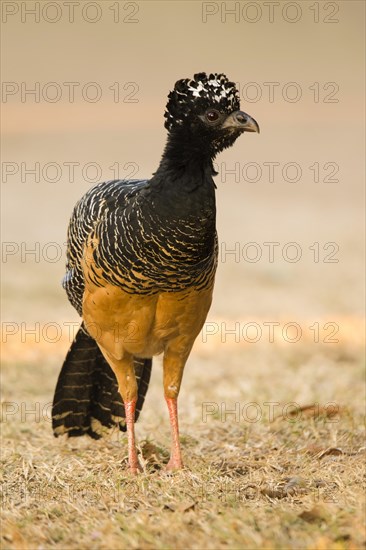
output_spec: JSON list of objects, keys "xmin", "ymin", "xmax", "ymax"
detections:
[{"xmin": 1, "ymin": 328, "xmax": 365, "ymax": 550}]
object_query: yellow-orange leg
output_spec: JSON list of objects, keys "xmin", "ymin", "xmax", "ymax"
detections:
[
  {"xmin": 163, "ymin": 348, "xmax": 188, "ymax": 471},
  {"xmin": 125, "ymin": 398, "xmax": 141, "ymax": 474},
  {"xmin": 165, "ymin": 397, "xmax": 183, "ymax": 470},
  {"xmin": 98, "ymin": 347, "xmax": 141, "ymax": 474}
]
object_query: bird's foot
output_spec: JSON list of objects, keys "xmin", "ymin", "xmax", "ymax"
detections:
[
  {"xmin": 128, "ymin": 460, "xmax": 143, "ymax": 475},
  {"xmin": 165, "ymin": 457, "xmax": 184, "ymax": 471}
]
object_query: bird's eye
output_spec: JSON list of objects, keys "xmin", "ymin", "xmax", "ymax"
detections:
[{"xmin": 206, "ymin": 110, "xmax": 220, "ymax": 122}]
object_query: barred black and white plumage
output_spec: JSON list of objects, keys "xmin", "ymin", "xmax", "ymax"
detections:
[
  {"xmin": 52, "ymin": 72, "xmax": 259, "ymax": 471},
  {"xmin": 63, "ymin": 176, "xmax": 218, "ymax": 308}
]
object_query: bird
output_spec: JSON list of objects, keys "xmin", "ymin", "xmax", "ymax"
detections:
[{"xmin": 52, "ymin": 72, "xmax": 259, "ymax": 473}]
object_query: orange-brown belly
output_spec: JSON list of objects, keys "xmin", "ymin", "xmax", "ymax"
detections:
[{"xmin": 82, "ymin": 283, "xmax": 213, "ymax": 361}]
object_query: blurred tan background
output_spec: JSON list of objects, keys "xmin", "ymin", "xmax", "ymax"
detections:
[{"xmin": 1, "ymin": 0, "xmax": 365, "ymax": 330}]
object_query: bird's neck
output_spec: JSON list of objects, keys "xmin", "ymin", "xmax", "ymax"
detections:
[
  {"xmin": 151, "ymin": 130, "xmax": 217, "ymax": 195},
  {"xmin": 144, "ymin": 132, "xmax": 217, "ymax": 252}
]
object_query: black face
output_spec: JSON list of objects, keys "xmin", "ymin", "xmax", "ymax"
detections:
[{"xmin": 193, "ymin": 108, "xmax": 238, "ymax": 154}]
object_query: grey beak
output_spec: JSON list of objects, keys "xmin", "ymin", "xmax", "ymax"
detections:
[{"xmin": 222, "ymin": 110, "xmax": 260, "ymax": 133}]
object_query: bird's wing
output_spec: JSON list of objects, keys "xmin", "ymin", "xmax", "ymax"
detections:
[{"xmin": 62, "ymin": 179, "xmax": 149, "ymax": 315}]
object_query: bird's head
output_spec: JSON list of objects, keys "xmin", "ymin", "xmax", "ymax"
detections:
[{"xmin": 164, "ymin": 72, "xmax": 259, "ymax": 160}]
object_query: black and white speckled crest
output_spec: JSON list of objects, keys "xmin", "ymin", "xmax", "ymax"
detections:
[{"xmin": 164, "ymin": 72, "xmax": 240, "ymax": 131}]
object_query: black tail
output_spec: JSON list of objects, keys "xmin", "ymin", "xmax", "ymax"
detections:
[{"xmin": 52, "ymin": 325, "xmax": 152, "ymax": 439}]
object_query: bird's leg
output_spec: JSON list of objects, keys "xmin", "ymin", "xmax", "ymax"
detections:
[
  {"xmin": 99, "ymin": 348, "xmax": 141, "ymax": 474},
  {"xmin": 163, "ymin": 349, "xmax": 187, "ymax": 471},
  {"xmin": 165, "ymin": 395, "xmax": 183, "ymax": 470},
  {"xmin": 124, "ymin": 397, "xmax": 140, "ymax": 474}
]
